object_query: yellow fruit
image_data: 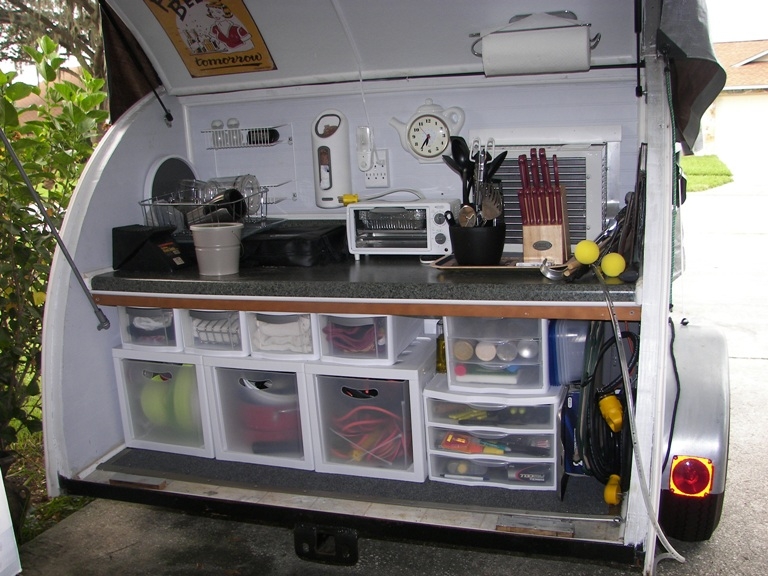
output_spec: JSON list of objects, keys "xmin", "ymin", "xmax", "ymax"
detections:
[
  {"xmin": 574, "ymin": 240, "xmax": 600, "ymax": 265},
  {"xmin": 600, "ymin": 252, "xmax": 627, "ymax": 278}
]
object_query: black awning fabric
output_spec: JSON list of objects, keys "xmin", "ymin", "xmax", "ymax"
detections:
[
  {"xmin": 657, "ymin": 0, "xmax": 726, "ymax": 151},
  {"xmin": 100, "ymin": 0, "xmax": 162, "ymax": 122}
]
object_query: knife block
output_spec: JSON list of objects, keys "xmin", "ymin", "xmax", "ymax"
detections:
[{"xmin": 522, "ymin": 185, "xmax": 570, "ymax": 264}]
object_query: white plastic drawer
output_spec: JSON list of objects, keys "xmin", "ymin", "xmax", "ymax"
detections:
[
  {"xmin": 246, "ymin": 312, "xmax": 319, "ymax": 360},
  {"xmin": 429, "ymin": 454, "xmax": 557, "ymax": 490},
  {"xmin": 428, "ymin": 428, "xmax": 555, "ymax": 460},
  {"xmin": 305, "ymin": 336, "xmax": 434, "ymax": 481},
  {"xmin": 118, "ymin": 306, "xmax": 182, "ymax": 351},
  {"xmin": 206, "ymin": 358, "xmax": 313, "ymax": 470},
  {"xmin": 318, "ymin": 314, "xmax": 422, "ymax": 365},
  {"xmin": 112, "ymin": 349, "xmax": 213, "ymax": 458},
  {"xmin": 425, "ymin": 395, "xmax": 557, "ymax": 431},
  {"xmin": 311, "ymin": 374, "xmax": 414, "ymax": 472},
  {"xmin": 444, "ymin": 317, "xmax": 548, "ymax": 394},
  {"xmin": 181, "ymin": 309, "xmax": 248, "ymax": 356}
]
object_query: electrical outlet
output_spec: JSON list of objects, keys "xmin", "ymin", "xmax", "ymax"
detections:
[{"xmin": 364, "ymin": 149, "xmax": 389, "ymax": 188}]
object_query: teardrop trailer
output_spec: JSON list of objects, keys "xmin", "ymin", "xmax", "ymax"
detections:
[{"xmin": 36, "ymin": 1, "xmax": 729, "ymax": 574}]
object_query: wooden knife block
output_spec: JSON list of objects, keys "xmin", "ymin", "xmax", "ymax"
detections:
[{"xmin": 522, "ymin": 185, "xmax": 570, "ymax": 264}]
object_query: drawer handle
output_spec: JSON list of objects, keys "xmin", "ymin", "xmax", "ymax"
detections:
[
  {"xmin": 142, "ymin": 370, "xmax": 172, "ymax": 382},
  {"xmin": 239, "ymin": 377, "xmax": 272, "ymax": 391},
  {"xmin": 467, "ymin": 403, "xmax": 507, "ymax": 410},
  {"xmin": 341, "ymin": 386, "xmax": 378, "ymax": 399}
]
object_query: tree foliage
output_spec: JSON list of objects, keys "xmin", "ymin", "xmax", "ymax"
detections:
[
  {"xmin": 0, "ymin": 0, "xmax": 103, "ymax": 79},
  {"xmin": 0, "ymin": 36, "xmax": 108, "ymax": 448}
]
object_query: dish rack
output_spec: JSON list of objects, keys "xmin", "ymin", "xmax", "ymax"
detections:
[{"xmin": 140, "ymin": 187, "xmax": 281, "ymax": 238}]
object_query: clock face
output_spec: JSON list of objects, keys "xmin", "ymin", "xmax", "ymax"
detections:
[{"xmin": 407, "ymin": 114, "xmax": 450, "ymax": 158}]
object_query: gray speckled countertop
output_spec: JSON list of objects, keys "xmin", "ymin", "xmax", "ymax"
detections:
[{"xmin": 91, "ymin": 255, "xmax": 636, "ymax": 304}]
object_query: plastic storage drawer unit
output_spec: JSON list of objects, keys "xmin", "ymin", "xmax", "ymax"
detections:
[
  {"xmin": 423, "ymin": 374, "xmax": 565, "ymax": 491},
  {"xmin": 112, "ymin": 348, "xmax": 213, "ymax": 458},
  {"xmin": 445, "ymin": 317, "xmax": 549, "ymax": 394},
  {"xmin": 205, "ymin": 357, "xmax": 313, "ymax": 470},
  {"xmin": 306, "ymin": 337, "xmax": 435, "ymax": 481},
  {"xmin": 181, "ymin": 309, "xmax": 249, "ymax": 356},
  {"xmin": 246, "ymin": 312, "xmax": 320, "ymax": 360},
  {"xmin": 118, "ymin": 306, "xmax": 182, "ymax": 351},
  {"xmin": 318, "ymin": 314, "xmax": 423, "ymax": 365}
]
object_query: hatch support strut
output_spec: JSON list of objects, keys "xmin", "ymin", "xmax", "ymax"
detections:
[{"xmin": 1, "ymin": 127, "xmax": 111, "ymax": 331}]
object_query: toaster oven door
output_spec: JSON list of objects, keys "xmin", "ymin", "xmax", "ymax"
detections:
[{"xmin": 350, "ymin": 207, "xmax": 429, "ymax": 251}]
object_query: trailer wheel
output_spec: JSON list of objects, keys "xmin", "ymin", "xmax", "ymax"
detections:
[{"xmin": 658, "ymin": 489, "xmax": 725, "ymax": 542}]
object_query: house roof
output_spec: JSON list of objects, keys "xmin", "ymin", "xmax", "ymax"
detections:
[{"xmin": 713, "ymin": 40, "xmax": 768, "ymax": 89}]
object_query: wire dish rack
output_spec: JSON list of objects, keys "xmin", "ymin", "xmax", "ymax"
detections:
[{"xmin": 140, "ymin": 187, "xmax": 284, "ymax": 238}]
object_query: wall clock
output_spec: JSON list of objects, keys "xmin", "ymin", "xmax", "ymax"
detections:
[{"xmin": 390, "ymin": 99, "xmax": 465, "ymax": 163}]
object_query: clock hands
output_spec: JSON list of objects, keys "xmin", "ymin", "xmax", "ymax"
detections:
[{"xmin": 421, "ymin": 132, "xmax": 431, "ymax": 150}]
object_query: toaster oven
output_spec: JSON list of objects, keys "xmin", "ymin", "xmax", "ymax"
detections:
[{"xmin": 347, "ymin": 200, "xmax": 459, "ymax": 257}]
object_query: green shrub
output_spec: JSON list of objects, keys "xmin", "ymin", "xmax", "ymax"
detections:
[{"xmin": 0, "ymin": 36, "xmax": 108, "ymax": 449}]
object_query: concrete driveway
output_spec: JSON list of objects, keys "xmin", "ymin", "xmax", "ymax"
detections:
[{"xmin": 17, "ymin": 179, "xmax": 767, "ymax": 576}]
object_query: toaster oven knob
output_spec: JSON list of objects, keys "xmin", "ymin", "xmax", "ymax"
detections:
[
  {"xmin": 434, "ymin": 212, "xmax": 446, "ymax": 225},
  {"xmin": 435, "ymin": 233, "xmax": 447, "ymax": 245}
]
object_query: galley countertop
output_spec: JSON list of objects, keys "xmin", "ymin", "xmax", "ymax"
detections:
[{"xmin": 90, "ymin": 254, "xmax": 640, "ymax": 321}]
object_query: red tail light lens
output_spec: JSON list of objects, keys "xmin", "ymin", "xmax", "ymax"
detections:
[{"xmin": 669, "ymin": 456, "xmax": 714, "ymax": 497}]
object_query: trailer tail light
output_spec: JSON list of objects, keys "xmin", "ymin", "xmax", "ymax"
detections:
[{"xmin": 669, "ymin": 456, "xmax": 714, "ymax": 497}]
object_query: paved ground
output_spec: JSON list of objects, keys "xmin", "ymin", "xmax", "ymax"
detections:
[{"xmin": 16, "ymin": 178, "xmax": 768, "ymax": 575}]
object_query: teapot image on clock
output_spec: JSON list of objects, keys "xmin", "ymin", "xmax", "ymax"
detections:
[{"xmin": 390, "ymin": 99, "xmax": 465, "ymax": 163}]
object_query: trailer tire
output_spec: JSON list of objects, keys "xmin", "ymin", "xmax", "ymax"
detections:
[{"xmin": 658, "ymin": 489, "xmax": 725, "ymax": 542}]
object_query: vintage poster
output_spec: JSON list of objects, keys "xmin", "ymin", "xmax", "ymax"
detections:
[{"xmin": 143, "ymin": 0, "xmax": 276, "ymax": 77}]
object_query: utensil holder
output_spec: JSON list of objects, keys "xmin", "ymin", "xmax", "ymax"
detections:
[{"xmin": 449, "ymin": 223, "xmax": 506, "ymax": 266}]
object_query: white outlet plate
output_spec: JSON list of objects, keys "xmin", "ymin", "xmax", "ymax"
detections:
[{"xmin": 364, "ymin": 149, "xmax": 389, "ymax": 188}]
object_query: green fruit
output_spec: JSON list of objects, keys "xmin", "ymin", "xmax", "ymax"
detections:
[
  {"xmin": 173, "ymin": 365, "xmax": 199, "ymax": 432},
  {"xmin": 140, "ymin": 379, "xmax": 173, "ymax": 427}
]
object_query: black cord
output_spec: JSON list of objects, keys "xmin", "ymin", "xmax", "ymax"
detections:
[
  {"xmin": 580, "ymin": 331, "xmax": 640, "ymax": 393},
  {"xmin": 579, "ymin": 326, "xmax": 640, "ymax": 484},
  {"xmin": 662, "ymin": 318, "xmax": 682, "ymax": 471}
]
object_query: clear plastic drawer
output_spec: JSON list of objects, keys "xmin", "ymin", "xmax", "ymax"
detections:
[
  {"xmin": 118, "ymin": 306, "xmax": 182, "ymax": 351},
  {"xmin": 246, "ymin": 312, "xmax": 319, "ymax": 360},
  {"xmin": 113, "ymin": 349, "xmax": 213, "ymax": 457},
  {"xmin": 318, "ymin": 314, "xmax": 422, "ymax": 365},
  {"xmin": 445, "ymin": 317, "xmax": 548, "ymax": 394},
  {"xmin": 181, "ymin": 309, "xmax": 248, "ymax": 356},
  {"xmin": 206, "ymin": 358, "xmax": 313, "ymax": 469}
]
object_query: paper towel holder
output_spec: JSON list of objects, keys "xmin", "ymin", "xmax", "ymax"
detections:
[{"xmin": 470, "ymin": 11, "xmax": 601, "ymax": 58}]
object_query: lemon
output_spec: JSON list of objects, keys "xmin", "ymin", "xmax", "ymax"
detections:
[
  {"xmin": 600, "ymin": 252, "xmax": 627, "ymax": 277},
  {"xmin": 574, "ymin": 240, "xmax": 600, "ymax": 265}
]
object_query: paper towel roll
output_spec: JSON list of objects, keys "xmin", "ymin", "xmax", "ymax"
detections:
[{"xmin": 481, "ymin": 13, "xmax": 591, "ymax": 76}]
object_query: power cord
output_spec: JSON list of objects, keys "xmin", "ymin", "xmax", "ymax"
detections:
[
  {"xmin": 338, "ymin": 188, "xmax": 426, "ymax": 206},
  {"xmin": 591, "ymin": 264, "xmax": 685, "ymax": 566}
]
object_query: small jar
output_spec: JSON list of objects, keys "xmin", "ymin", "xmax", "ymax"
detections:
[
  {"xmin": 211, "ymin": 119, "xmax": 225, "ymax": 148},
  {"xmin": 226, "ymin": 118, "xmax": 242, "ymax": 147},
  {"xmin": 435, "ymin": 320, "xmax": 446, "ymax": 373}
]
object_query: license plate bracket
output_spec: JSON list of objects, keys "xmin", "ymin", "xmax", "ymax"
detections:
[{"xmin": 294, "ymin": 523, "xmax": 358, "ymax": 565}]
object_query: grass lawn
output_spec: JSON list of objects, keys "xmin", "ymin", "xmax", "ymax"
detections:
[{"xmin": 679, "ymin": 154, "xmax": 733, "ymax": 192}]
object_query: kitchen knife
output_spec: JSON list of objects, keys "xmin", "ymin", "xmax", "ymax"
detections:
[{"xmin": 552, "ymin": 155, "xmax": 563, "ymax": 224}]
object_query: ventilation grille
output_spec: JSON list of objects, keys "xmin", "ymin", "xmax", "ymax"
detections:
[{"xmin": 490, "ymin": 144, "xmax": 607, "ymax": 250}]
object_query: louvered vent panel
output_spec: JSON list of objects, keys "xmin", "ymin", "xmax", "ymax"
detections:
[{"xmin": 490, "ymin": 144, "xmax": 607, "ymax": 250}]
